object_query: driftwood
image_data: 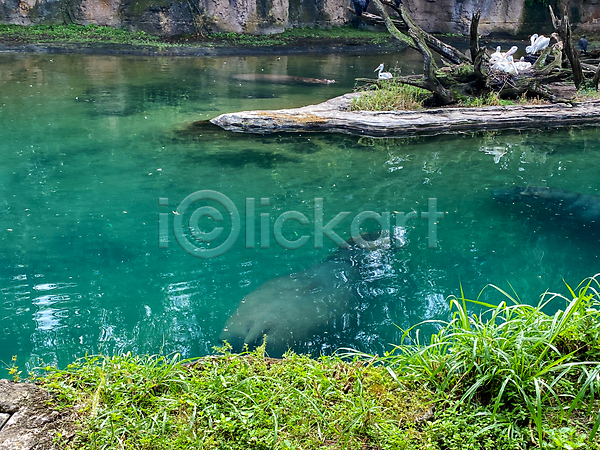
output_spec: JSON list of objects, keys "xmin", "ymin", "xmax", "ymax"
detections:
[
  {"xmin": 210, "ymin": 93, "xmax": 600, "ymax": 137},
  {"xmin": 352, "ymin": 2, "xmax": 597, "ymax": 106}
]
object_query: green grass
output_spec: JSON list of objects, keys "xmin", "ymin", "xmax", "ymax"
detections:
[
  {"xmin": 210, "ymin": 26, "xmax": 394, "ymax": 46},
  {"xmin": 377, "ymin": 278, "xmax": 600, "ymax": 447},
  {"xmin": 28, "ymin": 275, "xmax": 600, "ymax": 449},
  {"xmin": 0, "ymin": 23, "xmax": 162, "ymax": 46},
  {"xmin": 41, "ymin": 350, "xmax": 434, "ymax": 449},
  {"xmin": 351, "ymin": 81, "xmax": 430, "ymax": 111},
  {"xmin": 573, "ymin": 87, "xmax": 600, "ymax": 102},
  {"xmin": 458, "ymin": 91, "xmax": 518, "ymax": 107},
  {"xmin": 0, "ymin": 23, "xmax": 393, "ymax": 48}
]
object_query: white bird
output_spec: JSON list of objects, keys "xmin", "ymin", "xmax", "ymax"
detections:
[
  {"xmin": 525, "ymin": 34, "xmax": 538, "ymax": 54},
  {"xmin": 492, "ymin": 55, "xmax": 518, "ymax": 75},
  {"xmin": 374, "ymin": 63, "xmax": 393, "ymax": 80},
  {"xmin": 514, "ymin": 57, "xmax": 532, "ymax": 72},
  {"xmin": 526, "ymin": 34, "xmax": 550, "ymax": 54},
  {"xmin": 490, "ymin": 46, "xmax": 503, "ymax": 64},
  {"xmin": 505, "ymin": 55, "xmax": 519, "ymax": 75},
  {"xmin": 490, "ymin": 46, "xmax": 516, "ymax": 65},
  {"xmin": 534, "ymin": 35, "xmax": 550, "ymax": 53},
  {"xmin": 503, "ymin": 46, "xmax": 518, "ymax": 59},
  {"xmin": 489, "ymin": 45, "xmax": 518, "ymax": 75}
]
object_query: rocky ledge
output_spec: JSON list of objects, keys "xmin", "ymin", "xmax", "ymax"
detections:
[
  {"xmin": 0, "ymin": 379, "xmax": 76, "ymax": 449},
  {"xmin": 210, "ymin": 93, "xmax": 600, "ymax": 137}
]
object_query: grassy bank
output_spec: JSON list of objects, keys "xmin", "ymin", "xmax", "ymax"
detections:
[
  {"xmin": 29, "ymin": 276, "xmax": 600, "ymax": 449},
  {"xmin": 0, "ymin": 23, "xmax": 393, "ymax": 48}
]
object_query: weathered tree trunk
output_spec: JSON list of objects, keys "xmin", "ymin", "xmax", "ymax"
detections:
[
  {"xmin": 473, "ymin": 48, "xmax": 488, "ymax": 82},
  {"xmin": 593, "ymin": 65, "xmax": 600, "ymax": 90},
  {"xmin": 407, "ymin": 28, "xmax": 455, "ymax": 104},
  {"xmin": 470, "ymin": 10, "xmax": 481, "ymax": 63},
  {"xmin": 550, "ymin": 6, "xmax": 584, "ymax": 89},
  {"xmin": 371, "ymin": 0, "xmax": 416, "ymax": 50},
  {"xmin": 535, "ymin": 44, "xmax": 563, "ymax": 76},
  {"xmin": 371, "ymin": 0, "xmax": 470, "ymax": 65}
]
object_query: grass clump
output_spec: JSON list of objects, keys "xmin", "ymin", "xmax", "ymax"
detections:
[
  {"xmin": 458, "ymin": 91, "xmax": 517, "ymax": 107},
  {"xmin": 381, "ymin": 277, "xmax": 600, "ymax": 447},
  {"xmin": 35, "ymin": 275, "xmax": 600, "ymax": 449},
  {"xmin": 573, "ymin": 86, "xmax": 600, "ymax": 102},
  {"xmin": 0, "ymin": 23, "xmax": 161, "ymax": 46},
  {"xmin": 351, "ymin": 81, "xmax": 430, "ymax": 111}
]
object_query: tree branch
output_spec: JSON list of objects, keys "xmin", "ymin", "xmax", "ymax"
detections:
[
  {"xmin": 346, "ymin": 8, "xmax": 405, "ymax": 30},
  {"xmin": 371, "ymin": 0, "xmax": 417, "ymax": 50},
  {"xmin": 378, "ymin": 0, "xmax": 471, "ymax": 65}
]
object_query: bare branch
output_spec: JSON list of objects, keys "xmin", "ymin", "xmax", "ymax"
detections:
[
  {"xmin": 381, "ymin": 0, "xmax": 470, "ymax": 65},
  {"xmin": 371, "ymin": 0, "xmax": 416, "ymax": 50},
  {"xmin": 346, "ymin": 7, "xmax": 405, "ymax": 30}
]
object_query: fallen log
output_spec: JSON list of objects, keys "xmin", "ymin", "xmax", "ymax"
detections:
[{"xmin": 210, "ymin": 93, "xmax": 600, "ymax": 138}]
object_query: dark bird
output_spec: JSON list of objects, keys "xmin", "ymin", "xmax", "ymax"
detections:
[
  {"xmin": 352, "ymin": 0, "xmax": 369, "ymax": 16},
  {"xmin": 394, "ymin": 0, "xmax": 402, "ymax": 7},
  {"xmin": 578, "ymin": 35, "xmax": 588, "ymax": 54}
]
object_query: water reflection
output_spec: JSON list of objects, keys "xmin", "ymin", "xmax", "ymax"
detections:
[{"xmin": 1, "ymin": 51, "xmax": 600, "ymax": 372}]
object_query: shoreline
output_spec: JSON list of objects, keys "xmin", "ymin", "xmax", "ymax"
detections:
[
  {"xmin": 210, "ymin": 92, "xmax": 600, "ymax": 137},
  {"xmin": 0, "ymin": 41, "xmax": 400, "ymax": 57}
]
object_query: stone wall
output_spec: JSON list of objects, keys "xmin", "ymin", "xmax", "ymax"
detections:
[
  {"xmin": 405, "ymin": 0, "xmax": 525, "ymax": 36},
  {"xmin": 0, "ymin": 0, "xmax": 599, "ymax": 37}
]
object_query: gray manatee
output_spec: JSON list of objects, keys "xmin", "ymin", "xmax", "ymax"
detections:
[
  {"xmin": 232, "ymin": 74, "xmax": 336, "ymax": 85},
  {"xmin": 493, "ymin": 186, "xmax": 600, "ymax": 226},
  {"xmin": 219, "ymin": 232, "xmax": 398, "ymax": 356}
]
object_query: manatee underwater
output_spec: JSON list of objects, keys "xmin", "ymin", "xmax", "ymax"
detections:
[
  {"xmin": 493, "ymin": 186, "xmax": 600, "ymax": 227},
  {"xmin": 232, "ymin": 74, "xmax": 336, "ymax": 85},
  {"xmin": 219, "ymin": 231, "xmax": 402, "ymax": 356}
]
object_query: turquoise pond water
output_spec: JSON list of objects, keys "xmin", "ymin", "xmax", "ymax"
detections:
[{"xmin": 1, "ymin": 48, "xmax": 600, "ymax": 372}]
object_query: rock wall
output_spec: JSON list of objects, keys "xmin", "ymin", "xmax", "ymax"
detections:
[
  {"xmin": 574, "ymin": 0, "xmax": 600, "ymax": 33},
  {"xmin": 405, "ymin": 0, "xmax": 525, "ymax": 36},
  {"xmin": 1, "ymin": 0, "xmax": 600, "ymax": 37}
]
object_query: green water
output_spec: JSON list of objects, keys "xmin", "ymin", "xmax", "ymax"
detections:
[{"xmin": 1, "ymin": 50, "xmax": 599, "ymax": 372}]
